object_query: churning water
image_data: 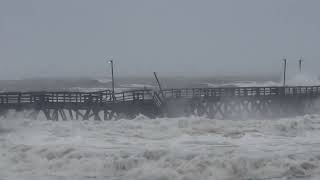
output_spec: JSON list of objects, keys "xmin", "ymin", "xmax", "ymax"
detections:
[
  {"xmin": 0, "ymin": 73, "xmax": 320, "ymax": 179},
  {"xmin": 1, "ymin": 114, "xmax": 320, "ymax": 180}
]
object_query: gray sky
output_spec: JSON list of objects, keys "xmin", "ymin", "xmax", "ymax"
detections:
[{"xmin": 0, "ymin": 0, "xmax": 320, "ymax": 79}]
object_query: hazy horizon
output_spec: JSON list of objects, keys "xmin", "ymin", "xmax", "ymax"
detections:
[{"xmin": 1, "ymin": 0, "xmax": 320, "ymax": 79}]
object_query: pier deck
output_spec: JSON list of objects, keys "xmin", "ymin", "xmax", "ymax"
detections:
[{"xmin": 0, "ymin": 86, "xmax": 319, "ymax": 120}]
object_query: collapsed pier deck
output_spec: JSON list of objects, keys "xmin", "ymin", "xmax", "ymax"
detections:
[{"xmin": 0, "ymin": 86, "xmax": 319, "ymax": 120}]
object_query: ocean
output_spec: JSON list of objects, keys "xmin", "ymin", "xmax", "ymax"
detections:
[
  {"xmin": 1, "ymin": 115, "xmax": 320, "ymax": 180},
  {"xmin": 0, "ymin": 73, "xmax": 320, "ymax": 180}
]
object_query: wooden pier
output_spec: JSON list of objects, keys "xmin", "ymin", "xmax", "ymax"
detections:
[{"xmin": 0, "ymin": 86, "xmax": 320, "ymax": 120}]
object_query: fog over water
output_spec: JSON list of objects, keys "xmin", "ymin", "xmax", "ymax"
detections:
[
  {"xmin": 0, "ymin": 73, "xmax": 318, "ymax": 92},
  {"xmin": 1, "ymin": 0, "xmax": 320, "ymax": 79}
]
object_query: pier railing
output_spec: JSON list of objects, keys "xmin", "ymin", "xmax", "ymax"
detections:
[
  {"xmin": 160, "ymin": 86, "xmax": 320, "ymax": 99},
  {"xmin": 0, "ymin": 86, "xmax": 320, "ymax": 106},
  {"xmin": 0, "ymin": 86, "xmax": 320, "ymax": 120},
  {"xmin": 0, "ymin": 89, "xmax": 155, "ymax": 105}
]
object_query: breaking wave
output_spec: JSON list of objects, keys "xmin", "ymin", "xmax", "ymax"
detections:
[
  {"xmin": 1, "ymin": 115, "xmax": 320, "ymax": 179},
  {"xmin": 206, "ymin": 73, "xmax": 320, "ymax": 88}
]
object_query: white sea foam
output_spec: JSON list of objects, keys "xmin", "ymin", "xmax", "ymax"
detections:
[
  {"xmin": 206, "ymin": 73, "xmax": 320, "ymax": 88},
  {"xmin": 96, "ymin": 78, "xmax": 112, "ymax": 84},
  {"xmin": 287, "ymin": 73, "xmax": 320, "ymax": 86},
  {"xmin": 69, "ymin": 87, "xmax": 127, "ymax": 92},
  {"xmin": 1, "ymin": 115, "xmax": 320, "ymax": 179},
  {"xmin": 206, "ymin": 81, "xmax": 280, "ymax": 87},
  {"xmin": 120, "ymin": 84, "xmax": 155, "ymax": 89}
]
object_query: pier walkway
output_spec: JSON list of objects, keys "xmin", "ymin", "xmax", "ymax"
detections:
[{"xmin": 0, "ymin": 86, "xmax": 319, "ymax": 120}]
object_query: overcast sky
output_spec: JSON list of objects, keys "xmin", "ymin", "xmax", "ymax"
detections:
[{"xmin": 0, "ymin": 0, "xmax": 320, "ymax": 79}]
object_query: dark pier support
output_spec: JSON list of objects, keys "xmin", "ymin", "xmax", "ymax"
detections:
[{"xmin": 0, "ymin": 86, "xmax": 319, "ymax": 120}]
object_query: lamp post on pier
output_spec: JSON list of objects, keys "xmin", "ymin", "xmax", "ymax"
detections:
[
  {"xmin": 299, "ymin": 58, "xmax": 303, "ymax": 73},
  {"xmin": 108, "ymin": 58, "xmax": 115, "ymax": 99},
  {"xmin": 283, "ymin": 58, "xmax": 287, "ymax": 87}
]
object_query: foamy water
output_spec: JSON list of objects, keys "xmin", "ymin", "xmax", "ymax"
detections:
[
  {"xmin": 0, "ymin": 73, "xmax": 320, "ymax": 179},
  {"xmin": 1, "ymin": 115, "xmax": 320, "ymax": 180},
  {"xmin": 207, "ymin": 73, "xmax": 320, "ymax": 88}
]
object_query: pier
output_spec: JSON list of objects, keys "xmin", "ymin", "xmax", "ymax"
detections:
[{"xmin": 0, "ymin": 86, "xmax": 320, "ymax": 120}]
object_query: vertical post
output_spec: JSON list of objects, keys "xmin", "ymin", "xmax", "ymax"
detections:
[
  {"xmin": 18, "ymin": 93, "xmax": 21, "ymax": 104},
  {"xmin": 108, "ymin": 59, "xmax": 115, "ymax": 101},
  {"xmin": 299, "ymin": 58, "xmax": 302, "ymax": 73},
  {"xmin": 153, "ymin": 72, "xmax": 163, "ymax": 91},
  {"xmin": 283, "ymin": 58, "xmax": 287, "ymax": 87},
  {"xmin": 154, "ymin": 72, "xmax": 165, "ymax": 98}
]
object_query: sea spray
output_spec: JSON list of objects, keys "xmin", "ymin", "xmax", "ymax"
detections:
[{"xmin": 0, "ymin": 116, "xmax": 320, "ymax": 179}]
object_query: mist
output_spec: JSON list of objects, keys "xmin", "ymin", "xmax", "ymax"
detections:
[{"xmin": 1, "ymin": 0, "xmax": 320, "ymax": 80}]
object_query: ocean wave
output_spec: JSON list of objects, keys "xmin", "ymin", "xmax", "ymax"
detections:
[{"xmin": 1, "ymin": 115, "xmax": 320, "ymax": 179}]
